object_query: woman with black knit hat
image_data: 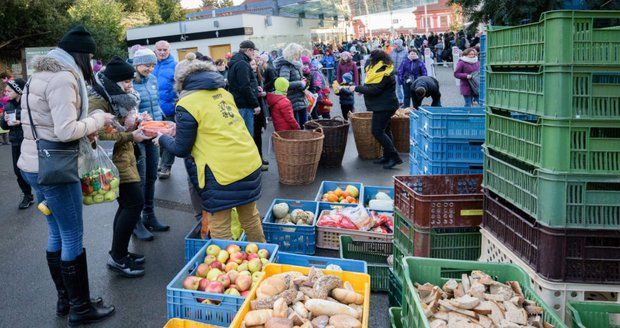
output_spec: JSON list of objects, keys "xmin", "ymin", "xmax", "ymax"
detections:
[
  {"xmin": 89, "ymin": 56, "xmax": 152, "ymax": 278},
  {"xmin": 1, "ymin": 78, "xmax": 35, "ymax": 209},
  {"xmin": 18, "ymin": 25, "xmax": 116, "ymax": 326}
]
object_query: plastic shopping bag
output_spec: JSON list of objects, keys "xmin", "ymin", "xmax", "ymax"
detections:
[
  {"xmin": 200, "ymin": 208, "xmax": 245, "ymax": 240},
  {"xmin": 79, "ymin": 145, "xmax": 120, "ymax": 206}
]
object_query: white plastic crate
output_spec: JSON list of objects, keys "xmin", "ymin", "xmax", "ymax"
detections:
[{"xmin": 479, "ymin": 228, "xmax": 620, "ymax": 323}]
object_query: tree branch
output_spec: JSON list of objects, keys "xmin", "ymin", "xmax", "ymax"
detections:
[{"xmin": 0, "ymin": 31, "xmax": 52, "ymax": 50}]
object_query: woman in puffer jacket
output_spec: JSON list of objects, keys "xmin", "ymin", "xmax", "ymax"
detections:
[
  {"xmin": 156, "ymin": 53, "xmax": 266, "ymax": 242},
  {"xmin": 18, "ymin": 25, "xmax": 115, "ymax": 326},
  {"xmin": 131, "ymin": 47, "xmax": 169, "ymax": 241},
  {"xmin": 88, "ymin": 57, "xmax": 151, "ymax": 278},
  {"xmin": 273, "ymin": 43, "xmax": 308, "ymax": 126}
]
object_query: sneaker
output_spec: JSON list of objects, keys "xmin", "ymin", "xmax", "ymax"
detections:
[
  {"xmin": 127, "ymin": 252, "xmax": 145, "ymax": 265},
  {"xmin": 158, "ymin": 168, "xmax": 171, "ymax": 180},
  {"xmin": 107, "ymin": 254, "xmax": 145, "ymax": 278},
  {"xmin": 19, "ymin": 194, "xmax": 34, "ymax": 210},
  {"xmin": 383, "ymin": 156, "xmax": 404, "ymax": 169}
]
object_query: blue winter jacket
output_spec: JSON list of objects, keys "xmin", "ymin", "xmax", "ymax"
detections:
[
  {"xmin": 398, "ymin": 58, "xmax": 427, "ymax": 85},
  {"xmin": 321, "ymin": 55, "xmax": 336, "ymax": 69},
  {"xmin": 134, "ymin": 74, "xmax": 164, "ymax": 121},
  {"xmin": 152, "ymin": 55, "xmax": 177, "ymax": 117},
  {"xmin": 159, "ymin": 70, "xmax": 262, "ymax": 213}
]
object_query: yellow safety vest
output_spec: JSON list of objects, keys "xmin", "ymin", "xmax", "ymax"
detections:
[{"xmin": 178, "ymin": 89, "xmax": 261, "ymax": 188}]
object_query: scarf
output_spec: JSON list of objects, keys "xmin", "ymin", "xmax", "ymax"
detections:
[
  {"xmin": 92, "ymin": 72, "xmax": 139, "ymax": 118},
  {"xmin": 460, "ymin": 56, "xmax": 479, "ymax": 64},
  {"xmin": 46, "ymin": 48, "xmax": 88, "ymax": 120},
  {"xmin": 364, "ymin": 61, "xmax": 394, "ymax": 85}
]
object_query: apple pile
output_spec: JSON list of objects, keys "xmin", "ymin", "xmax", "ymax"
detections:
[
  {"xmin": 81, "ymin": 168, "xmax": 120, "ymax": 205},
  {"xmin": 182, "ymin": 243, "xmax": 271, "ymax": 298}
]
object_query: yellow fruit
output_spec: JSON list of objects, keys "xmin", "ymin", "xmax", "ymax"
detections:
[
  {"xmin": 334, "ymin": 188, "xmax": 343, "ymax": 197},
  {"xmin": 345, "ymin": 185, "xmax": 359, "ymax": 198}
]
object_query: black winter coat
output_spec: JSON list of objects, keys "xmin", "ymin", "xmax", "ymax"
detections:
[
  {"xmin": 354, "ymin": 66, "xmax": 399, "ymax": 112},
  {"xmin": 337, "ymin": 85, "xmax": 355, "ymax": 106},
  {"xmin": 159, "ymin": 70, "xmax": 262, "ymax": 213},
  {"xmin": 0, "ymin": 99, "xmax": 24, "ymax": 145},
  {"xmin": 273, "ymin": 57, "xmax": 306, "ymax": 112},
  {"xmin": 411, "ymin": 76, "xmax": 442, "ymax": 109},
  {"xmin": 228, "ymin": 52, "xmax": 259, "ymax": 109},
  {"xmin": 262, "ymin": 63, "xmax": 278, "ymax": 93}
]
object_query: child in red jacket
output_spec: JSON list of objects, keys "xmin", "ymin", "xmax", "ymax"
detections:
[{"xmin": 266, "ymin": 77, "xmax": 300, "ymax": 132}]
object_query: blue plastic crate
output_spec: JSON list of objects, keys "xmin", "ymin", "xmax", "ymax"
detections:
[
  {"xmin": 275, "ymin": 251, "xmax": 368, "ymax": 273},
  {"xmin": 417, "ymin": 107, "xmax": 485, "ymax": 139},
  {"xmin": 416, "ymin": 133, "xmax": 484, "ymax": 162},
  {"xmin": 416, "ymin": 153, "xmax": 483, "ymax": 175},
  {"xmin": 317, "ymin": 201, "xmax": 358, "ymax": 214},
  {"xmin": 315, "ymin": 181, "xmax": 363, "ymax": 204},
  {"xmin": 262, "ymin": 199, "xmax": 319, "ymax": 255},
  {"xmin": 410, "ymin": 111, "xmax": 419, "ymax": 145},
  {"xmin": 167, "ymin": 239, "xmax": 279, "ymax": 326},
  {"xmin": 480, "ymin": 35, "xmax": 486, "ymax": 106},
  {"xmin": 363, "ymin": 185, "xmax": 394, "ymax": 211},
  {"xmin": 184, "ymin": 223, "xmax": 247, "ymax": 263}
]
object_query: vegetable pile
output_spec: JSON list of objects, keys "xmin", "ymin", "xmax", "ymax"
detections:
[
  {"xmin": 140, "ymin": 120, "xmax": 176, "ymax": 137},
  {"xmin": 241, "ymin": 267, "xmax": 364, "ymax": 328},
  {"xmin": 416, "ymin": 270, "xmax": 554, "ymax": 328},
  {"xmin": 317, "ymin": 206, "xmax": 393, "ymax": 234},
  {"xmin": 320, "ymin": 185, "xmax": 360, "ymax": 204},
  {"xmin": 272, "ymin": 203, "xmax": 315, "ymax": 226}
]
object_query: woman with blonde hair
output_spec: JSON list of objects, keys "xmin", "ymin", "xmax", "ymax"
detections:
[{"xmin": 273, "ymin": 43, "xmax": 308, "ymax": 125}]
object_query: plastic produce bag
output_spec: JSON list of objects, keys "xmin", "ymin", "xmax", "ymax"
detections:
[
  {"xmin": 200, "ymin": 208, "xmax": 244, "ymax": 240},
  {"xmin": 79, "ymin": 145, "xmax": 120, "ymax": 206},
  {"xmin": 341, "ymin": 205, "xmax": 373, "ymax": 231}
]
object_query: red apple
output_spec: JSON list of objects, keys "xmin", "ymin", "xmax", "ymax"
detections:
[
  {"xmin": 247, "ymin": 253, "xmax": 259, "ymax": 261},
  {"xmin": 229, "ymin": 252, "xmax": 244, "ymax": 264},
  {"xmin": 224, "ymin": 262, "xmax": 238, "ymax": 273},
  {"xmin": 240, "ymin": 291, "xmax": 250, "ymax": 297},
  {"xmin": 205, "ymin": 281, "xmax": 224, "ymax": 294},
  {"xmin": 196, "ymin": 263, "xmax": 210, "ymax": 278},
  {"xmin": 257, "ymin": 249, "xmax": 269, "ymax": 259},
  {"xmin": 226, "ymin": 244, "xmax": 241, "ymax": 254},
  {"xmin": 206, "ymin": 244, "xmax": 221, "ymax": 257},
  {"xmin": 217, "ymin": 274, "xmax": 231, "ymax": 288},
  {"xmin": 210, "ymin": 261, "xmax": 224, "ymax": 271},
  {"xmin": 207, "ymin": 268, "xmax": 223, "ymax": 281},
  {"xmin": 245, "ymin": 243, "xmax": 259, "ymax": 254},
  {"xmin": 198, "ymin": 278, "xmax": 209, "ymax": 291},
  {"xmin": 182, "ymin": 276, "xmax": 201, "ymax": 290},
  {"xmin": 236, "ymin": 274, "xmax": 252, "ymax": 292},
  {"xmin": 227, "ymin": 270, "xmax": 239, "ymax": 284}
]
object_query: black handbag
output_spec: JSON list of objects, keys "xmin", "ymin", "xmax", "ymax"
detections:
[{"xmin": 25, "ymin": 82, "xmax": 80, "ymax": 185}]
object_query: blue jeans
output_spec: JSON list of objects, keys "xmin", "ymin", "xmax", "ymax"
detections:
[
  {"xmin": 395, "ymin": 80, "xmax": 404, "ymax": 104},
  {"xmin": 239, "ymin": 108, "xmax": 254, "ymax": 137},
  {"xmin": 294, "ymin": 110, "xmax": 308, "ymax": 127},
  {"xmin": 159, "ymin": 114, "xmax": 176, "ymax": 170},
  {"xmin": 463, "ymin": 95, "xmax": 480, "ymax": 107},
  {"xmin": 137, "ymin": 141, "xmax": 159, "ymax": 216},
  {"xmin": 324, "ymin": 68, "xmax": 335, "ymax": 85},
  {"xmin": 22, "ymin": 172, "xmax": 84, "ymax": 261}
]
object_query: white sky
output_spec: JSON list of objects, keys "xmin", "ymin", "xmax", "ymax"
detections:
[{"xmin": 181, "ymin": 0, "xmax": 244, "ymax": 8}]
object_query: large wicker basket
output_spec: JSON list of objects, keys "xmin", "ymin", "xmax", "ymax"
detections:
[
  {"xmin": 272, "ymin": 130, "xmax": 324, "ymax": 185},
  {"xmin": 304, "ymin": 117, "xmax": 350, "ymax": 168},
  {"xmin": 391, "ymin": 116, "xmax": 410, "ymax": 153},
  {"xmin": 349, "ymin": 112, "xmax": 382, "ymax": 160}
]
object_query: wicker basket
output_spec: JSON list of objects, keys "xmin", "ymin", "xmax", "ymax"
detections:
[
  {"xmin": 391, "ymin": 116, "xmax": 409, "ymax": 153},
  {"xmin": 349, "ymin": 112, "xmax": 382, "ymax": 160},
  {"xmin": 272, "ymin": 130, "xmax": 324, "ymax": 185},
  {"xmin": 304, "ymin": 117, "xmax": 350, "ymax": 168}
]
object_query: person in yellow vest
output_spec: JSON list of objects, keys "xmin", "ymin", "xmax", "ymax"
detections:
[{"xmin": 155, "ymin": 53, "xmax": 265, "ymax": 242}]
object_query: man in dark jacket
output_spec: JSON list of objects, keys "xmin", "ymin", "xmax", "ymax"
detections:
[
  {"xmin": 227, "ymin": 40, "xmax": 260, "ymax": 136},
  {"xmin": 1, "ymin": 78, "xmax": 33, "ymax": 209},
  {"xmin": 411, "ymin": 76, "xmax": 442, "ymax": 109}
]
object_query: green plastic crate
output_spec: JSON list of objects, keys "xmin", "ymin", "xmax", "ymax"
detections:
[
  {"xmin": 483, "ymin": 147, "xmax": 620, "ymax": 229},
  {"xmin": 487, "ymin": 10, "xmax": 620, "ymax": 67},
  {"xmin": 392, "ymin": 242, "xmax": 407, "ymax": 284},
  {"xmin": 486, "ymin": 67, "xmax": 620, "ymax": 120},
  {"xmin": 339, "ymin": 235, "xmax": 391, "ymax": 291},
  {"xmin": 389, "ymin": 307, "xmax": 403, "ymax": 328},
  {"xmin": 388, "ymin": 268, "xmax": 402, "ymax": 307},
  {"xmin": 486, "ymin": 110, "xmax": 620, "ymax": 174},
  {"xmin": 401, "ymin": 257, "xmax": 567, "ymax": 328},
  {"xmin": 567, "ymin": 301, "xmax": 620, "ymax": 328},
  {"xmin": 395, "ymin": 211, "xmax": 481, "ymax": 260}
]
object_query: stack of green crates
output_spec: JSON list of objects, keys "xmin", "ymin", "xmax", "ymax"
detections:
[{"xmin": 338, "ymin": 235, "xmax": 392, "ymax": 292}]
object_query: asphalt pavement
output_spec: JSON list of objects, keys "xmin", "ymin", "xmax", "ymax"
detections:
[{"xmin": 0, "ymin": 65, "xmax": 463, "ymax": 328}]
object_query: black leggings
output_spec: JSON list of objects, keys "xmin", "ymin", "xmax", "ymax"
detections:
[
  {"xmin": 371, "ymin": 110, "xmax": 398, "ymax": 158},
  {"xmin": 340, "ymin": 104, "xmax": 354, "ymax": 121},
  {"xmin": 12, "ymin": 144, "xmax": 31, "ymax": 196},
  {"xmin": 111, "ymin": 182, "xmax": 144, "ymax": 260}
]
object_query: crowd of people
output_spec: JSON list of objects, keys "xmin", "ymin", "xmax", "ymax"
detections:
[{"xmin": 0, "ymin": 24, "xmax": 483, "ymax": 325}]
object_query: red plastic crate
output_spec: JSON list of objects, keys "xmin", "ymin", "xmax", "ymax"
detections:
[
  {"xmin": 483, "ymin": 189, "xmax": 620, "ymax": 284},
  {"xmin": 393, "ymin": 174, "xmax": 484, "ymax": 228}
]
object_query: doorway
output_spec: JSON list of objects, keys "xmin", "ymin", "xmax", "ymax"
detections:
[
  {"xmin": 177, "ymin": 47, "xmax": 198, "ymax": 61},
  {"xmin": 209, "ymin": 44, "xmax": 232, "ymax": 62}
]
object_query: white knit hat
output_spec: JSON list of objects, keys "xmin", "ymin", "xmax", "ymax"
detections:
[{"xmin": 132, "ymin": 48, "xmax": 157, "ymax": 66}]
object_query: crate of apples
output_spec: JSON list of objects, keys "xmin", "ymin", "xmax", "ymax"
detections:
[
  {"xmin": 181, "ymin": 242, "xmax": 278, "ymax": 298},
  {"xmin": 321, "ymin": 185, "xmax": 360, "ymax": 204}
]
